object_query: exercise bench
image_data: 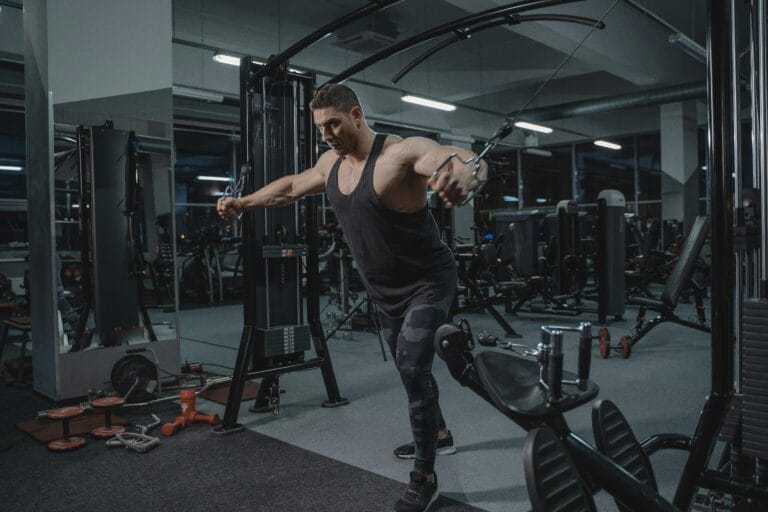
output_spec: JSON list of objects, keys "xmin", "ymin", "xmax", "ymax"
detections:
[{"xmin": 604, "ymin": 215, "xmax": 710, "ymax": 358}]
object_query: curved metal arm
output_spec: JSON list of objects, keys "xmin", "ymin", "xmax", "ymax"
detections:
[
  {"xmin": 253, "ymin": 0, "xmax": 404, "ymax": 82},
  {"xmin": 323, "ymin": 0, "xmax": 584, "ymax": 85},
  {"xmin": 392, "ymin": 14, "xmax": 605, "ymax": 84}
]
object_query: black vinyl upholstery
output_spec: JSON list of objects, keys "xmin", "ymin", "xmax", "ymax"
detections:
[
  {"xmin": 592, "ymin": 400, "xmax": 657, "ymax": 512},
  {"xmin": 660, "ymin": 216, "xmax": 709, "ymax": 309},
  {"xmin": 523, "ymin": 427, "xmax": 596, "ymax": 512},
  {"xmin": 474, "ymin": 351, "xmax": 598, "ymax": 422}
]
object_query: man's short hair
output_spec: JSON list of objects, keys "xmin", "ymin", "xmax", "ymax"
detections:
[{"xmin": 310, "ymin": 83, "xmax": 361, "ymax": 113}]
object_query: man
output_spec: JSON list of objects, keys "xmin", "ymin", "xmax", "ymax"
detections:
[{"xmin": 217, "ymin": 84, "xmax": 486, "ymax": 512}]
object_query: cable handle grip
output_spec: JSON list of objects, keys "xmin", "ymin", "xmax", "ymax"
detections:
[
  {"xmin": 429, "ymin": 153, "xmax": 486, "ymax": 207},
  {"xmin": 577, "ymin": 321, "xmax": 592, "ymax": 388},
  {"xmin": 545, "ymin": 329, "xmax": 563, "ymax": 401}
]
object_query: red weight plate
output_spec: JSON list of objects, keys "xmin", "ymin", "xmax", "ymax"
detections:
[
  {"xmin": 90, "ymin": 396, "xmax": 126, "ymax": 408},
  {"xmin": 599, "ymin": 335, "xmax": 610, "ymax": 359},
  {"xmin": 619, "ymin": 336, "xmax": 632, "ymax": 359},
  {"xmin": 46, "ymin": 406, "xmax": 84, "ymax": 420},
  {"xmin": 91, "ymin": 425, "xmax": 125, "ymax": 438},
  {"xmin": 48, "ymin": 436, "xmax": 86, "ymax": 451}
]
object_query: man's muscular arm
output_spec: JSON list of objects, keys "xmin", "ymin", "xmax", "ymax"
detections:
[
  {"xmin": 397, "ymin": 137, "xmax": 488, "ymax": 207},
  {"xmin": 217, "ymin": 151, "xmax": 333, "ymax": 219}
]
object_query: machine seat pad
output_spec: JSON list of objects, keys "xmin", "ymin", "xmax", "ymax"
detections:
[
  {"xmin": 474, "ymin": 351, "xmax": 598, "ymax": 422},
  {"xmin": 496, "ymin": 280, "xmax": 528, "ymax": 291},
  {"xmin": 628, "ymin": 297, "xmax": 666, "ymax": 310}
]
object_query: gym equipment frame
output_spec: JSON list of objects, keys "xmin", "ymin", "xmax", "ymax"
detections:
[{"xmin": 218, "ymin": 59, "xmax": 347, "ymax": 431}]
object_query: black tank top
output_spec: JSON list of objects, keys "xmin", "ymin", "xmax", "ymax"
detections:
[{"xmin": 325, "ymin": 134, "xmax": 457, "ymax": 318}]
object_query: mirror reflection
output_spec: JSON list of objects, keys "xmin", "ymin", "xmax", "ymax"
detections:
[{"xmin": 53, "ymin": 124, "xmax": 176, "ymax": 353}]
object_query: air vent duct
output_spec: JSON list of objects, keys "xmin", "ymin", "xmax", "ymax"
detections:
[{"xmin": 333, "ymin": 17, "xmax": 398, "ymax": 54}]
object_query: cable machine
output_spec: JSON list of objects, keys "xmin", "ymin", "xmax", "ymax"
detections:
[{"xmin": 217, "ymin": 62, "xmax": 347, "ymax": 430}]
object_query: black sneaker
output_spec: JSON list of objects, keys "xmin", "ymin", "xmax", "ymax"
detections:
[
  {"xmin": 395, "ymin": 471, "xmax": 438, "ymax": 512},
  {"xmin": 393, "ymin": 431, "xmax": 456, "ymax": 459}
]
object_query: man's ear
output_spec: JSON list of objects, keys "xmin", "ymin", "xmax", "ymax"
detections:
[{"xmin": 350, "ymin": 105, "xmax": 363, "ymax": 124}]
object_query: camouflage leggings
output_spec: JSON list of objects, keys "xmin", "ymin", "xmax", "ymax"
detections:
[{"xmin": 378, "ymin": 296, "xmax": 452, "ymax": 475}]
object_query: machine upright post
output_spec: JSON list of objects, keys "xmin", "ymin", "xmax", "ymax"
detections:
[{"xmin": 674, "ymin": 1, "xmax": 735, "ymax": 507}]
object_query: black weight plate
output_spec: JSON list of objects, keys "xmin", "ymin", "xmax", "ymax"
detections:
[{"xmin": 110, "ymin": 354, "xmax": 158, "ymax": 402}]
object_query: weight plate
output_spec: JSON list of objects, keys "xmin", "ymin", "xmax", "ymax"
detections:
[{"xmin": 110, "ymin": 354, "xmax": 158, "ymax": 402}]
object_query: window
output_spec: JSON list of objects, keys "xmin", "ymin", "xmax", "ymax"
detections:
[
  {"xmin": 174, "ymin": 130, "xmax": 237, "ymax": 242},
  {"xmin": 522, "ymin": 145, "xmax": 571, "ymax": 207},
  {"xmin": 575, "ymin": 137, "xmax": 634, "ymax": 205},
  {"xmin": 636, "ymin": 133, "xmax": 661, "ymax": 203},
  {"xmin": 475, "ymin": 148, "xmax": 519, "ymax": 211},
  {"xmin": 0, "ymin": 110, "xmax": 26, "ymax": 201}
]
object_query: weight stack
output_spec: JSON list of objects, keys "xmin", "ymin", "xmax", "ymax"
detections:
[{"xmin": 742, "ymin": 299, "xmax": 768, "ymax": 461}]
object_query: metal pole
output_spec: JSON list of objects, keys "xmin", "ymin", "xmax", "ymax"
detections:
[
  {"xmin": 759, "ymin": 0, "xmax": 768, "ymax": 291},
  {"xmin": 571, "ymin": 143, "xmax": 578, "ymax": 200},
  {"xmin": 732, "ymin": 0, "xmax": 743, "ymax": 392},
  {"xmin": 750, "ymin": 0, "xmax": 762, "ymax": 211},
  {"xmin": 517, "ymin": 149, "xmax": 524, "ymax": 209},
  {"xmin": 674, "ymin": 0, "xmax": 735, "ymax": 507},
  {"xmin": 634, "ymin": 135, "xmax": 639, "ymax": 213}
]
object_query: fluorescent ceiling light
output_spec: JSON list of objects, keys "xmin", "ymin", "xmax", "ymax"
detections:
[
  {"xmin": 668, "ymin": 33, "xmax": 707, "ymax": 64},
  {"xmin": 401, "ymin": 95, "xmax": 456, "ymax": 112},
  {"xmin": 535, "ymin": 198, "xmax": 548, "ymax": 204},
  {"xmin": 212, "ymin": 53, "xmax": 303, "ymax": 73},
  {"xmin": 594, "ymin": 140, "xmax": 622, "ymax": 150},
  {"xmin": 173, "ymin": 86, "xmax": 224, "ymax": 103},
  {"xmin": 197, "ymin": 175, "xmax": 231, "ymax": 182},
  {"xmin": 514, "ymin": 121, "xmax": 553, "ymax": 134},
  {"xmin": 502, "ymin": 195, "xmax": 519, "ymax": 203},
  {"xmin": 213, "ymin": 53, "xmax": 242, "ymax": 66},
  {"xmin": 0, "ymin": 165, "xmax": 22, "ymax": 171},
  {"xmin": 524, "ymin": 148, "xmax": 553, "ymax": 158}
]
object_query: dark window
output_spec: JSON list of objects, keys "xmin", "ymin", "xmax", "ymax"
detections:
[
  {"xmin": 475, "ymin": 148, "xmax": 519, "ymax": 211},
  {"xmin": 576, "ymin": 137, "xmax": 634, "ymax": 204},
  {"xmin": 522, "ymin": 145, "xmax": 571, "ymax": 207},
  {"xmin": 0, "ymin": 110, "xmax": 26, "ymax": 200},
  {"xmin": 636, "ymin": 133, "xmax": 661, "ymax": 202},
  {"xmin": 174, "ymin": 130, "xmax": 235, "ymax": 205}
]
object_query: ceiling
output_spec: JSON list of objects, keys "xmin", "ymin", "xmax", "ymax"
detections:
[
  {"xmin": 171, "ymin": 0, "xmax": 734, "ymax": 145},
  {"xmin": 0, "ymin": 0, "xmax": 749, "ymax": 147}
]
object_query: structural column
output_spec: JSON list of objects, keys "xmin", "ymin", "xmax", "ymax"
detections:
[{"xmin": 660, "ymin": 101, "xmax": 700, "ymax": 233}]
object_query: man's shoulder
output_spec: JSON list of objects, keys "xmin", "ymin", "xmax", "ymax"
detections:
[
  {"xmin": 314, "ymin": 148, "xmax": 341, "ymax": 176},
  {"xmin": 381, "ymin": 133, "xmax": 404, "ymax": 149}
]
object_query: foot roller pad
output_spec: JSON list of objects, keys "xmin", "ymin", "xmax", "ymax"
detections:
[{"xmin": 591, "ymin": 400, "xmax": 657, "ymax": 496}]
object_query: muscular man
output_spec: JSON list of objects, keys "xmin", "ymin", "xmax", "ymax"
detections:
[{"xmin": 217, "ymin": 84, "xmax": 486, "ymax": 512}]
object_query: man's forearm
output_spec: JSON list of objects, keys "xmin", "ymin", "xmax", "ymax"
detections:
[{"xmin": 237, "ymin": 175, "xmax": 296, "ymax": 209}]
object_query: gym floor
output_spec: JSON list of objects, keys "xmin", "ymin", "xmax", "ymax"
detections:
[{"xmin": 1, "ymin": 295, "xmax": 710, "ymax": 511}]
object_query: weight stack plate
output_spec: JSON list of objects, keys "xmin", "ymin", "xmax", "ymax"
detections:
[
  {"xmin": 256, "ymin": 325, "xmax": 311, "ymax": 358},
  {"xmin": 718, "ymin": 394, "xmax": 742, "ymax": 442},
  {"xmin": 742, "ymin": 299, "xmax": 768, "ymax": 458}
]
